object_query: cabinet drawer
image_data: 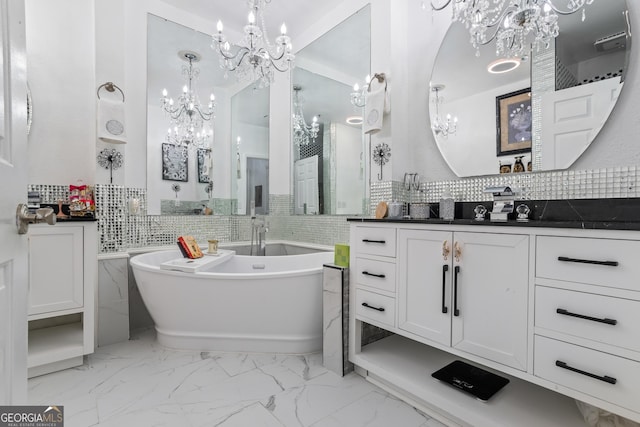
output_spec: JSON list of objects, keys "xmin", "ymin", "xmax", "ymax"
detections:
[
  {"xmin": 354, "ymin": 227, "xmax": 396, "ymax": 258},
  {"xmin": 536, "ymin": 236, "xmax": 640, "ymax": 291},
  {"xmin": 535, "ymin": 286, "xmax": 640, "ymax": 353},
  {"xmin": 354, "ymin": 257, "xmax": 396, "ymax": 293},
  {"xmin": 355, "ymin": 288, "xmax": 395, "ymax": 328},
  {"xmin": 534, "ymin": 336, "xmax": 640, "ymax": 411}
]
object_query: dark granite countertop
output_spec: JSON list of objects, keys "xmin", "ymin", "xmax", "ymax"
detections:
[{"xmin": 348, "ymin": 198, "xmax": 640, "ymax": 231}]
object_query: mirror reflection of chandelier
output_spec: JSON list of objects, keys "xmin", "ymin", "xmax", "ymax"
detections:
[
  {"xmin": 430, "ymin": 0, "xmax": 594, "ymax": 59},
  {"xmin": 292, "ymin": 86, "xmax": 319, "ymax": 146},
  {"xmin": 212, "ymin": 0, "xmax": 294, "ymax": 88},
  {"xmin": 430, "ymin": 84, "xmax": 457, "ymax": 138},
  {"xmin": 161, "ymin": 51, "xmax": 215, "ymax": 157}
]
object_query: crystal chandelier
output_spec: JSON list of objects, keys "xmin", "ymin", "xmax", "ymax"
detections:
[
  {"xmin": 292, "ymin": 86, "xmax": 319, "ymax": 146},
  {"xmin": 430, "ymin": 84, "xmax": 457, "ymax": 138},
  {"xmin": 161, "ymin": 51, "xmax": 215, "ymax": 156},
  {"xmin": 212, "ymin": 0, "xmax": 294, "ymax": 88},
  {"xmin": 350, "ymin": 74, "xmax": 372, "ymax": 107},
  {"xmin": 430, "ymin": 0, "xmax": 594, "ymax": 59}
]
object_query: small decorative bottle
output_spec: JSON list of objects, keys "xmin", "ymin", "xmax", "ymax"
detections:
[{"xmin": 439, "ymin": 189, "xmax": 455, "ymax": 220}]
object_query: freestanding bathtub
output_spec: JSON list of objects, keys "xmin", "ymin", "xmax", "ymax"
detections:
[{"xmin": 130, "ymin": 242, "xmax": 334, "ymax": 353}]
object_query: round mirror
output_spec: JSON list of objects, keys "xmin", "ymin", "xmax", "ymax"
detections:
[{"xmin": 430, "ymin": 0, "xmax": 630, "ymax": 177}]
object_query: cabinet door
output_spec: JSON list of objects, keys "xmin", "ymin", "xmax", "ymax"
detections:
[
  {"xmin": 28, "ymin": 226, "xmax": 84, "ymax": 315},
  {"xmin": 451, "ymin": 232, "xmax": 529, "ymax": 370},
  {"xmin": 398, "ymin": 229, "xmax": 452, "ymax": 346}
]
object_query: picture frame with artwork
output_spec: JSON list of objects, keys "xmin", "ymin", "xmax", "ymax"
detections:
[
  {"xmin": 197, "ymin": 148, "xmax": 210, "ymax": 183},
  {"xmin": 496, "ymin": 88, "xmax": 532, "ymax": 156},
  {"xmin": 162, "ymin": 143, "xmax": 188, "ymax": 182}
]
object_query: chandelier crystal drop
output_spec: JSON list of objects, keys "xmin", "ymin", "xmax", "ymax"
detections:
[
  {"xmin": 431, "ymin": 0, "xmax": 594, "ymax": 58},
  {"xmin": 430, "ymin": 84, "xmax": 458, "ymax": 138},
  {"xmin": 212, "ymin": 0, "xmax": 294, "ymax": 88},
  {"xmin": 161, "ymin": 51, "xmax": 215, "ymax": 158},
  {"xmin": 292, "ymin": 86, "xmax": 319, "ymax": 146}
]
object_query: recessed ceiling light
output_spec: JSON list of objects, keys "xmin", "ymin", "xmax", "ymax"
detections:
[
  {"xmin": 346, "ymin": 116, "xmax": 363, "ymax": 125},
  {"xmin": 487, "ymin": 58, "xmax": 521, "ymax": 74}
]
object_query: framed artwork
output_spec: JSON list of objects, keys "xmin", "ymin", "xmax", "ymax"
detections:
[
  {"xmin": 162, "ymin": 143, "xmax": 188, "ymax": 182},
  {"xmin": 197, "ymin": 148, "xmax": 210, "ymax": 183},
  {"xmin": 496, "ymin": 88, "xmax": 532, "ymax": 156}
]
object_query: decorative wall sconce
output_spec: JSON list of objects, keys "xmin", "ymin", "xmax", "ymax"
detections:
[{"xmin": 372, "ymin": 142, "xmax": 391, "ymax": 180}]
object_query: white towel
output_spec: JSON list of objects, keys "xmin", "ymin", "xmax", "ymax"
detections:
[
  {"xmin": 97, "ymin": 98, "xmax": 127, "ymax": 144},
  {"xmin": 364, "ymin": 81, "xmax": 387, "ymax": 135}
]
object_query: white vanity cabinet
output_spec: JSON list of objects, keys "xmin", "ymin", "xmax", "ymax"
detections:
[
  {"xmin": 349, "ymin": 222, "xmax": 640, "ymax": 427},
  {"xmin": 27, "ymin": 222, "xmax": 97, "ymax": 378},
  {"xmin": 397, "ymin": 229, "xmax": 529, "ymax": 371},
  {"xmin": 352, "ymin": 226, "xmax": 397, "ymax": 329}
]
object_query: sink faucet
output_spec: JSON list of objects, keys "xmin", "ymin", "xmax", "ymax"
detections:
[{"xmin": 251, "ymin": 216, "xmax": 269, "ymax": 256}]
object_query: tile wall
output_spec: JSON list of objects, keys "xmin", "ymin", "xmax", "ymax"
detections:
[{"xmin": 30, "ymin": 165, "xmax": 640, "ymax": 254}]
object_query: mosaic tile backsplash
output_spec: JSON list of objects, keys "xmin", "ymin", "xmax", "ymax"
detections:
[{"xmin": 30, "ymin": 165, "xmax": 640, "ymax": 254}]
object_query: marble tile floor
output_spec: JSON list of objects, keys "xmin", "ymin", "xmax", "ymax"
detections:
[{"xmin": 28, "ymin": 330, "xmax": 448, "ymax": 427}]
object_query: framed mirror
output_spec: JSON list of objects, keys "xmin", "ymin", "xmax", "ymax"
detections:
[
  {"xmin": 430, "ymin": 0, "xmax": 630, "ymax": 177},
  {"xmin": 291, "ymin": 5, "xmax": 371, "ymax": 215}
]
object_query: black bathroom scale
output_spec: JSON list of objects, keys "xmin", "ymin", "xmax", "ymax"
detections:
[{"xmin": 431, "ymin": 360, "xmax": 509, "ymax": 401}]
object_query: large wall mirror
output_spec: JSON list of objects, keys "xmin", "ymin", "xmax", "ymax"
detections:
[
  {"xmin": 147, "ymin": 14, "xmax": 268, "ymax": 216},
  {"xmin": 231, "ymin": 85, "xmax": 270, "ymax": 215},
  {"xmin": 430, "ymin": 0, "xmax": 630, "ymax": 177},
  {"xmin": 147, "ymin": 14, "xmax": 227, "ymax": 215},
  {"xmin": 291, "ymin": 5, "xmax": 371, "ymax": 215}
]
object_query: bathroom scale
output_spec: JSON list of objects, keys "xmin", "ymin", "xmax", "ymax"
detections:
[{"xmin": 431, "ymin": 360, "xmax": 509, "ymax": 401}]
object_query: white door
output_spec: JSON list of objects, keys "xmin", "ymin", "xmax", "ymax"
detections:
[
  {"xmin": 294, "ymin": 156, "xmax": 318, "ymax": 215},
  {"xmin": 397, "ymin": 229, "xmax": 453, "ymax": 346},
  {"xmin": 451, "ymin": 232, "xmax": 529, "ymax": 371},
  {"xmin": 0, "ymin": 0, "xmax": 28, "ymax": 405},
  {"xmin": 541, "ymin": 78, "xmax": 621, "ymax": 170}
]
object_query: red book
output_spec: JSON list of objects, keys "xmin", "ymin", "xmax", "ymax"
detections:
[
  {"xmin": 178, "ymin": 235, "xmax": 203, "ymax": 259},
  {"xmin": 176, "ymin": 239, "xmax": 190, "ymax": 258}
]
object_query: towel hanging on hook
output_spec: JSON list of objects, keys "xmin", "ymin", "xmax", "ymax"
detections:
[
  {"xmin": 364, "ymin": 72, "xmax": 390, "ymax": 135},
  {"xmin": 96, "ymin": 82, "xmax": 127, "ymax": 144}
]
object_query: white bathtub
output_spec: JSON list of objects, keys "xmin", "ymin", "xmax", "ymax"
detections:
[{"xmin": 130, "ymin": 243, "xmax": 334, "ymax": 353}]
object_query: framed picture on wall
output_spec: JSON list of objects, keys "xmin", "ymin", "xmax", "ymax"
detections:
[
  {"xmin": 162, "ymin": 143, "xmax": 188, "ymax": 182},
  {"xmin": 197, "ymin": 148, "xmax": 210, "ymax": 183},
  {"xmin": 496, "ymin": 88, "xmax": 532, "ymax": 156}
]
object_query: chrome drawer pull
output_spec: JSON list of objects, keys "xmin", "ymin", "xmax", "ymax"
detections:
[
  {"xmin": 362, "ymin": 239, "xmax": 386, "ymax": 244},
  {"xmin": 555, "ymin": 360, "xmax": 617, "ymax": 385},
  {"xmin": 362, "ymin": 302, "xmax": 385, "ymax": 312},
  {"xmin": 556, "ymin": 308, "xmax": 617, "ymax": 325},
  {"xmin": 362, "ymin": 271, "xmax": 385, "ymax": 279},
  {"xmin": 557, "ymin": 256, "xmax": 618, "ymax": 267}
]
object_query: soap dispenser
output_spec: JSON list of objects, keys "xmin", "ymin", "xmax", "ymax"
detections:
[{"xmin": 439, "ymin": 189, "xmax": 455, "ymax": 220}]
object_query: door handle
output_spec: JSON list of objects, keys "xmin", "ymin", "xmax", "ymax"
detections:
[
  {"xmin": 453, "ymin": 265, "xmax": 460, "ymax": 316},
  {"xmin": 16, "ymin": 203, "xmax": 56, "ymax": 234},
  {"xmin": 441, "ymin": 264, "xmax": 449, "ymax": 313}
]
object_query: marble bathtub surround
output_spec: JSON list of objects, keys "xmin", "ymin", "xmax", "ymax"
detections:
[
  {"xmin": 97, "ymin": 254, "xmax": 130, "ymax": 347},
  {"xmin": 28, "ymin": 330, "xmax": 446, "ymax": 427}
]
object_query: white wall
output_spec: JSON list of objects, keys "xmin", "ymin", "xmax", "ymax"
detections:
[
  {"xmin": 26, "ymin": 0, "xmax": 96, "ymax": 185},
  {"xmin": 25, "ymin": 0, "xmax": 640, "ymax": 193}
]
